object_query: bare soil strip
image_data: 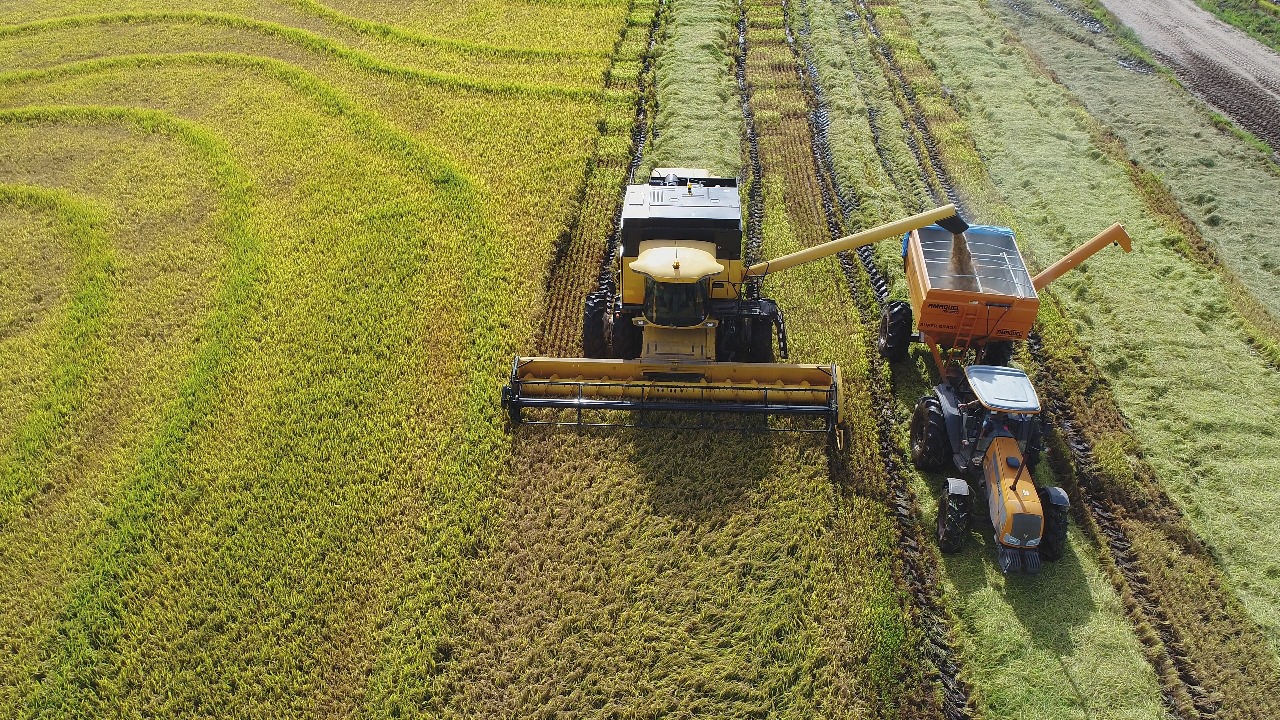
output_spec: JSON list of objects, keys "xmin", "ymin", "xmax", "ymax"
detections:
[{"xmin": 1098, "ymin": 0, "xmax": 1280, "ymax": 152}]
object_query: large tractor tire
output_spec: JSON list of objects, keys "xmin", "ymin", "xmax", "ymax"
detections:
[
  {"xmin": 977, "ymin": 340, "xmax": 1014, "ymax": 367},
  {"xmin": 609, "ymin": 312, "xmax": 643, "ymax": 360},
  {"xmin": 877, "ymin": 300, "xmax": 913, "ymax": 362},
  {"xmin": 1038, "ymin": 486, "xmax": 1070, "ymax": 561},
  {"xmin": 937, "ymin": 491, "xmax": 970, "ymax": 554},
  {"xmin": 748, "ymin": 317, "xmax": 775, "ymax": 363},
  {"xmin": 582, "ymin": 292, "xmax": 608, "ymax": 359},
  {"xmin": 910, "ymin": 396, "xmax": 951, "ymax": 471}
]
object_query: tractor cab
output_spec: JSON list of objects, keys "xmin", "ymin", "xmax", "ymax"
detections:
[
  {"xmin": 958, "ymin": 365, "xmax": 1042, "ymax": 470},
  {"xmin": 911, "ymin": 363, "xmax": 1065, "ymax": 574}
]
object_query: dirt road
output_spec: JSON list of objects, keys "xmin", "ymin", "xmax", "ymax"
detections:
[{"xmin": 1098, "ymin": 0, "xmax": 1280, "ymax": 152}]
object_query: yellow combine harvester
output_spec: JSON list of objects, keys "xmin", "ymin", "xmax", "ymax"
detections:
[{"xmin": 502, "ymin": 169, "xmax": 969, "ymax": 442}]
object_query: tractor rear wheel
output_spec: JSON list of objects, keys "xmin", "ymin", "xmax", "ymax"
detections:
[
  {"xmin": 910, "ymin": 396, "xmax": 951, "ymax": 471},
  {"xmin": 937, "ymin": 492, "xmax": 969, "ymax": 554},
  {"xmin": 1038, "ymin": 487, "xmax": 1069, "ymax": 561},
  {"xmin": 582, "ymin": 292, "xmax": 608, "ymax": 358},
  {"xmin": 877, "ymin": 300, "xmax": 913, "ymax": 362},
  {"xmin": 609, "ymin": 313, "xmax": 642, "ymax": 359},
  {"xmin": 977, "ymin": 340, "xmax": 1014, "ymax": 366},
  {"xmin": 748, "ymin": 318, "xmax": 775, "ymax": 363}
]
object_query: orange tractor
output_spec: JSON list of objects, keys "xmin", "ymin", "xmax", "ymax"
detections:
[{"xmin": 880, "ymin": 221, "xmax": 1132, "ymax": 573}]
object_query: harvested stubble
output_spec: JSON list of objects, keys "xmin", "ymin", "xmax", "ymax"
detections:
[
  {"xmin": 887, "ymin": 0, "xmax": 1280, "ymax": 716},
  {"xmin": 793, "ymin": 1, "xmax": 1172, "ymax": 718}
]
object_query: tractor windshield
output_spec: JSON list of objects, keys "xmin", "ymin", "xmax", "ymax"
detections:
[{"xmin": 644, "ymin": 276, "xmax": 710, "ymax": 327}]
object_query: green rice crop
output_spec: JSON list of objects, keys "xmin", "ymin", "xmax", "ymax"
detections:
[
  {"xmin": 906, "ymin": 0, "xmax": 1280, "ymax": 654},
  {"xmin": 882, "ymin": 0, "xmax": 1280, "ymax": 714},
  {"xmin": 644, "ymin": 0, "xmax": 743, "ymax": 177},
  {"xmin": 0, "ymin": 1, "xmax": 628, "ymax": 715}
]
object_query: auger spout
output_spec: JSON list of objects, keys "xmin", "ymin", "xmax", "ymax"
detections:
[{"xmin": 745, "ymin": 204, "xmax": 967, "ymax": 278}]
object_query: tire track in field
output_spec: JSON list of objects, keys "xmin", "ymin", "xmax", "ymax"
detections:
[
  {"xmin": 534, "ymin": 2, "xmax": 662, "ymax": 357},
  {"xmin": 773, "ymin": 1, "xmax": 975, "ymax": 715},
  {"xmin": 847, "ymin": 2, "xmax": 1254, "ymax": 717}
]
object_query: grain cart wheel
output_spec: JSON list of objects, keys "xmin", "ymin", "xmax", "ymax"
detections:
[
  {"xmin": 937, "ymin": 484, "xmax": 970, "ymax": 554},
  {"xmin": 910, "ymin": 396, "xmax": 951, "ymax": 471},
  {"xmin": 748, "ymin": 317, "xmax": 775, "ymax": 363},
  {"xmin": 977, "ymin": 340, "xmax": 1014, "ymax": 367},
  {"xmin": 1037, "ymin": 486, "xmax": 1070, "ymax": 561},
  {"xmin": 582, "ymin": 292, "xmax": 608, "ymax": 358},
  {"xmin": 609, "ymin": 312, "xmax": 642, "ymax": 360},
  {"xmin": 877, "ymin": 300, "xmax": 913, "ymax": 362}
]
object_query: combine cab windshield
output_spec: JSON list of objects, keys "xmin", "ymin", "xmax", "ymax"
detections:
[{"xmin": 644, "ymin": 276, "xmax": 709, "ymax": 327}]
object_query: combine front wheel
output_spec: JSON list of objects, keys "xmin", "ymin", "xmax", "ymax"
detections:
[
  {"xmin": 748, "ymin": 317, "xmax": 775, "ymax": 363},
  {"xmin": 582, "ymin": 292, "xmax": 608, "ymax": 358}
]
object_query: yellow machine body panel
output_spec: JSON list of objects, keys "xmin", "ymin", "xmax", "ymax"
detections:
[
  {"xmin": 983, "ymin": 436, "xmax": 1044, "ymax": 548},
  {"xmin": 621, "ymin": 241, "xmax": 746, "ymax": 305},
  {"xmin": 642, "ymin": 325, "xmax": 716, "ymax": 361}
]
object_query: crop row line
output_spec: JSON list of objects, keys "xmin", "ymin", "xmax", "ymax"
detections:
[
  {"xmin": 535, "ymin": 0, "xmax": 663, "ymax": 357},
  {"xmin": 777, "ymin": 1, "xmax": 976, "ymax": 715},
  {"xmin": 738, "ymin": 0, "xmax": 973, "ymax": 714},
  {"xmin": 0, "ymin": 13, "xmax": 599, "ymax": 99}
]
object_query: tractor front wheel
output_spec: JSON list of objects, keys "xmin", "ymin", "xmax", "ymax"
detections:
[
  {"xmin": 877, "ymin": 300, "xmax": 913, "ymax": 362},
  {"xmin": 1038, "ymin": 487, "xmax": 1069, "ymax": 561},
  {"xmin": 910, "ymin": 396, "xmax": 951, "ymax": 471},
  {"xmin": 937, "ymin": 491, "xmax": 969, "ymax": 554}
]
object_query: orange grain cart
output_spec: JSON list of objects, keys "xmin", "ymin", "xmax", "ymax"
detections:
[{"xmin": 881, "ymin": 222, "xmax": 1131, "ymax": 374}]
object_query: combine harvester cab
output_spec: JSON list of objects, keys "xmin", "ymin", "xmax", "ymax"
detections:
[
  {"xmin": 885, "ymin": 218, "xmax": 1133, "ymax": 573},
  {"xmin": 503, "ymin": 169, "xmax": 967, "ymax": 445}
]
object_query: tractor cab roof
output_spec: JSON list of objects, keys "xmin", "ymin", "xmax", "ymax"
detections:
[{"xmin": 964, "ymin": 365, "xmax": 1041, "ymax": 414}]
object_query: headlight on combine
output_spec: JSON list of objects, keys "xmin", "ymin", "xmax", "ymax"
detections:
[
  {"xmin": 1002, "ymin": 534, "xmax": 1021, "ymax": 546},
  {"xmin": 1026, "ymin": 537, "xmax": 1040, "ymax": 547}
]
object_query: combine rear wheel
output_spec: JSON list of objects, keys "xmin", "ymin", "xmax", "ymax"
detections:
[
  {"xmin": 1038, "ymin": 487, "xmax": 1069, "ymax": 561},
  {"xmin": 937, "ymin": 491, "xmax": 969, "ymax": 554},
  {"xmin": 877, "ymin": 300, "xmax": 913, "ymax": 361},
  {"xmin": 910, "ymin": 396, "xmax": 950, "ymax": 471}
]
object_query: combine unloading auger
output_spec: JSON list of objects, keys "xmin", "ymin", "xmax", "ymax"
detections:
[{"xmin": 502, "ymin": 169, "xmax": 968, "ymax": 441}]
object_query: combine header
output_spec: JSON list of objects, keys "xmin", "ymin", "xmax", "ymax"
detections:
[{"xmin": 502, "ymin": 169, "xmax": 968, "ymax": 442}]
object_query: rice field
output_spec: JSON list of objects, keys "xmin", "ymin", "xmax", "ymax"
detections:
[{"xmin": 3, "ymin": 0, "xmax": 1280, "ymax": 717}]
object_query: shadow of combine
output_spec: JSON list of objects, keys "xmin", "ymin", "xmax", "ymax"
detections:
[{"xmin": 626, "ymin": 413, "xmax": 780, "ymax": 522}]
